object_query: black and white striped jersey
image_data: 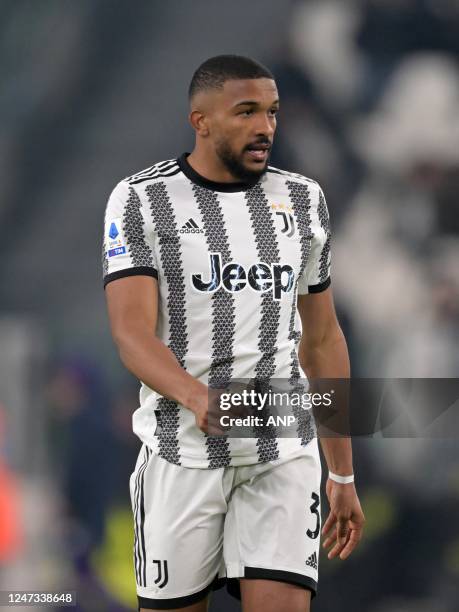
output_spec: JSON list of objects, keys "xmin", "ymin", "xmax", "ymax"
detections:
[{"xmin": 102, "ymin": 153, "xmax": 331, "ymax": 469}]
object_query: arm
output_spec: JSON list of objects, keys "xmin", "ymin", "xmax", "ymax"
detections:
[
  {"xmin": 297, "ymin": 288, "xmax": 352, "ymax": 474},
  {"xmin": 101, "ymin": 180, "xmax": 211, "ymax": 431},
  {"xmin": 298, "ymin": 288, "xmax": 365, "ymax": 560},
  {"xmin": 105, "ymin": 275, "xmax": 209, "ymax": 431}
]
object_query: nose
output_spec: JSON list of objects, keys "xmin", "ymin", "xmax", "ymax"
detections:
[{"xmin": 254, "ymin": 113, "xmax": 275, "ymax": 139}]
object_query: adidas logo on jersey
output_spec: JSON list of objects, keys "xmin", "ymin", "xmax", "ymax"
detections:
[
  {"xmin": 191, "ymin": 253, "xmax": 295, "ymax": 300},
  {"xmin": 305, "ymin": 552, "xmax": 318, "ymax": 570},
  {"xmin": 179, "ymin": 218, "xmax": 203, "ymax": 234}
]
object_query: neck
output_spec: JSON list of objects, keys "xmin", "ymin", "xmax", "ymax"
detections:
[{"xmin": 187, "ymin": 147, "xmax": 240, "ymax": 184}]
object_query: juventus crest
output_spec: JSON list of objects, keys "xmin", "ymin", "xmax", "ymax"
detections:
[
  {"xmin": 153, "ymin": 559, "xmax": 169, "ymax": 588},
  {"xmin": 275, "ymin": 210, "xmax": 296, "ymax": 237}
]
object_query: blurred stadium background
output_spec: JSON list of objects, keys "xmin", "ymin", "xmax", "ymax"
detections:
[{"xmin": 1, "ymin": 1, "xmax": 458, "ymax": 610}]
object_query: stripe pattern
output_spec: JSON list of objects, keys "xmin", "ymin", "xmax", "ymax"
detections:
[
  {"xmin": 133, "ymin": 444, "xmax": 151, "ymax": 587},
  {"xmin": 287, "ymin": 180, "xmax": 317, "ymax": 446},
  {"xmin": 192, "ymin": 184, "xmax": 233, "ymax": 468},
  {"xmin": 123, "ymin": 186, "xmax": 156, "ymax": 266},
  {"xmin": 126, "ymin": 159, "xmax": 180, "ymax": 186},
  {"xmin": 102, "ymin": 184, "xmax": 156, "ymax": 277},
  {"xmin": 317, "ymin": 189, "xmax": 331, "ymax": 283},
  {"xmin": 101, "ymin": 236, "xmax": 109, "ymax": 278},
  {"xmin": 245, "ymin": 184, "xmax": 280, "ymax": 463},
  {"xmin": 268, "ymin": 166, "xmax": 319, "ymax": 185},
  {"xmin": 286, "ymin": 180, "xmax": 313, "ymax": 345},
  {"xmin": 146, "ymin": 182, "xmax": 188, "ymax": 465}
]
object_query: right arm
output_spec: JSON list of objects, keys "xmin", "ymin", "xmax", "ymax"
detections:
[
  {"xmin": 105, "ymin": 275, "xmax": 210, "ymax": 431},
  {"xmin": 101, "ymin": 179, "xmax": 209, "ymax": 431}
]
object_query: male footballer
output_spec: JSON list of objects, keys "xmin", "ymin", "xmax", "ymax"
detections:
[{"xmin": 102, "ymin": 55, "xmax": 365, "ymax": 612}]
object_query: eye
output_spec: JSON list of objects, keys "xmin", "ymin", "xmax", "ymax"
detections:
[
  {"xmin": 269, "ymin": 108, "xmax": 279, "ymax": 117},
  {"xmin": 239, "ymin": 109, "xmax": 254, "ymax": 116}
]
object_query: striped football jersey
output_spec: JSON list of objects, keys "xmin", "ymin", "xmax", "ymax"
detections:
[{"xmin": 102, "ymin": 153, "xmax": 331, "ymax": 468}]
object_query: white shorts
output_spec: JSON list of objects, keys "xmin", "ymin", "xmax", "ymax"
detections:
[{"xmin": 129, "ymin": 442, "xmax": 322, "ymax": 610}]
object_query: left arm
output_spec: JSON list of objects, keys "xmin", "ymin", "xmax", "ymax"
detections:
[{"xmin": 298, "ymin": 288, "xmax": 365, "ymax": 560}]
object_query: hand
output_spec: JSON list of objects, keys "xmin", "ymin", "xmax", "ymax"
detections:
[
  {"xmin": 189, "ymin": 387, "xmax": 230, "ymax": 435},
  {"xmin": 187, "ymin": 383, "xmax": 253, "ymax": 435},
  {"xmin": 321, "ymin": 478, "xmax": 365, "ymax": 560},
  {"xmin": 191, "ymin": 399, "xmax": 209, "ymax": 433}
]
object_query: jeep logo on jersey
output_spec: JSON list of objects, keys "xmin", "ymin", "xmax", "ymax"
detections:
[{"xmin": 191, "ymin": 253, "xmax": 295, "ymax": 300}]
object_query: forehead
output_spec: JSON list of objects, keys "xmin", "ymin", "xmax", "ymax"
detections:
[{"xmin": 216, "ymin": 78, "xmax": 278, "ymax": 107}]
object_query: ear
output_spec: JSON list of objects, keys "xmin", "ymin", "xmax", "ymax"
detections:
[{"xmin": 189, "ymin": 110, "xmax": 209, "ymax": 137}]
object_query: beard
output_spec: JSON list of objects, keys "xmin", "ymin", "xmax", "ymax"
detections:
[{"xmin": 215, "ymin": 139, "xmax": 271, "ymax": 182}]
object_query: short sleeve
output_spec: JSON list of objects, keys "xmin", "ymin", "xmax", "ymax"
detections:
[
  {"xmin": 101, "ymin": 180, "xmax": 158, "ymax": 288},
  {"xmin": 297, "ymin": 185, "xmax": 331, "ymax": 295}
]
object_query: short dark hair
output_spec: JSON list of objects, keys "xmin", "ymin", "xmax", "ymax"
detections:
[{"xmin": 189, "ymin": 54, "xmax": 274, "ymax": 100}]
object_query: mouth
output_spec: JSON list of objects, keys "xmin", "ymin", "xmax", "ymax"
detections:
[{"xmin": 245, "ymin": 143, "xmax": 271, "ymax": 163}]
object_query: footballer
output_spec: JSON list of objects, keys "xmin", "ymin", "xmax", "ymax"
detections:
[{"xmin": 102, "ymin": 55, "xmax": 365, "ymax": 612}]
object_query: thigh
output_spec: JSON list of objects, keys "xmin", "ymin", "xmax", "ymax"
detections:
[
  {"xmin": 130, "ymin": 445, "xmax": 227, "ymax": 610},
  {"xmin": 239, "ymin": 579, "xmax": 311, "ymax": 612},
  {"xmin": 224, "ymin": 448, "xmax": 322, "ymax": 601}
]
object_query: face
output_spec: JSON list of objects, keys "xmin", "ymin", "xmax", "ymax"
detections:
[{"xmin": 193, "ymin": 78, "xmax": 279, "ymax": 181}]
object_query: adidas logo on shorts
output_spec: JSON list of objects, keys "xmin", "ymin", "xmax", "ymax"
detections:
[
  {"xmin": 305, "ymin": 552, "xmax": 318, "ymax": 570},
  {"xmin": 179, "ymin": 218, "xmax": 204, "ymax": 234}
]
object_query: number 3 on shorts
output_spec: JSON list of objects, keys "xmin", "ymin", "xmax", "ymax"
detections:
[{"xmin": 306, "ymin": 492, "xmax": 320, "ymax": 539}]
